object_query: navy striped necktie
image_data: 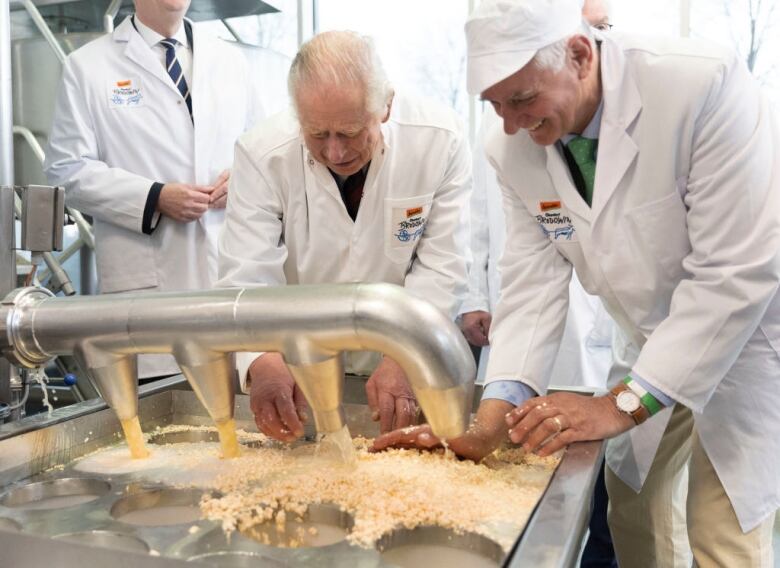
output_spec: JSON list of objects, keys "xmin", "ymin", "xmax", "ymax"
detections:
[{"xmin": 159, "ymin": 37, "xmax": 192, "ymax": 121}]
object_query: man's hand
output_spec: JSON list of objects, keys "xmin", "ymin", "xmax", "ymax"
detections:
[
  {"xmin": 505, "ymin": 392, "xmax": 635, "ymax": 457},
  {"xmin": 209, "ymin": 170, "xmax": 230, "ymax": 209},
  {"xmin": 371, "ymin": 398, "xmax": 514, "ymax": 462},
  {"xmin": 248, "ymin": 352, "xmax": 309, "ymax": 442},
  {"xmin": 460, "ymin": 310, "xmax": 492, "ymax": 347},
  {"xmin": 365, "ymin": 356, "xmax": 419, "ymax": 434},
  {"xmin": 157, "ymin": 182, "xmax": 212, "ymax": 221}
]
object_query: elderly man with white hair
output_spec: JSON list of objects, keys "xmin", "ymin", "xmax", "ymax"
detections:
[
  {"xmin": 374, "ymin": 0, "xmax": 780, "ymax": 565},
  {"xmin": 218, "ymin": 31, "xmax": 471, "ymax": 443}
]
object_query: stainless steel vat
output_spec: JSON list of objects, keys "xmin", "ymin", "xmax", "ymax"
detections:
[{"xmin": 0, "ymin": 379, "xmax": 603, "ymax": 567}]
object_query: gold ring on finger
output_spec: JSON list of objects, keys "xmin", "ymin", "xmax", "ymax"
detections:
[{"xmin": 552, "ymin": 416, "xmax": 563, "ymax": 433}]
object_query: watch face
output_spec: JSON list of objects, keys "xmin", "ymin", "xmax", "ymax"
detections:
[{"xmin": 616, "ymin": 390, "xmax": 641, "ymax": 413}]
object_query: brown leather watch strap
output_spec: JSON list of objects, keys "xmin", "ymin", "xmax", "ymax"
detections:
[{"xmin": 609, "ymin": 382, "xmax": 650, "ymax": 425}]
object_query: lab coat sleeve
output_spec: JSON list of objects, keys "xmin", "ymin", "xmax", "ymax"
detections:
[
  {"xmin": 459, "ymin": 133, "xmax": 491, "ymax": 315},
  {"xmin": 217, "ymin": 139, "xmax": 288, "ymax": 392},
  {"xmin": 44, "ymin": 57, "xmax": 156, "ymax": 234},
  {"xmin": 483, "ymin": 170, "xmax": 572, "ymax": 395},
  {"xmin": 403, "ymin": 129, "xmax": 471, "ymax": 321},
  {"xmin": 631, "ymin": 55, "xmax": 780, "ymax": 412}
]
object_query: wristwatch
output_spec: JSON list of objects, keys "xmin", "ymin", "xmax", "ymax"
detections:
[{"xmin": 609, "ymin": 382, "xmax": 650, "ymax": 425}]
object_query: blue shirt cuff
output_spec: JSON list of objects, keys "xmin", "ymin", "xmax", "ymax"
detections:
[
  {"xmin": 481, "ymin": 380, "xmax": 537, "ymax": 407},
  {"xmin": 630, "ymin": 372, "xmax": 676, "ymax": 407}
]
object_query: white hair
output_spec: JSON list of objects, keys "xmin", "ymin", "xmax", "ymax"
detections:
[
  {"xmin": 288, "ymin": 30, "xmax": 394, "ymax": 118},
  {"xmin": 532, "ymin": 21, "xmax": 594, "ymax": 72}
]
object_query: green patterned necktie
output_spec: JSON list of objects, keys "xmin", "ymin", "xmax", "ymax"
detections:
[{"xmin": 566, "ymin": 136, "xmax": 598, "ymax": 206}]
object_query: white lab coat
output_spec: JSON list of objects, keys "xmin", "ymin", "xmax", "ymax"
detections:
[
  {"xmin": 218, "ymin": 95, "xmax": 471, "ymax": 385},
  {"xmin": 484, "ymin": 33, "xmax": 780, "ymax": 532},
  {"xmin": 463, "ymin": 108, "xmax": 613, "ymax": 386},
  {"xmin": 45, "ymin": 16, "xmax": 264, "ymax": 376}
]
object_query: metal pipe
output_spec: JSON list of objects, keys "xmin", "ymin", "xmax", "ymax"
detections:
[
  {"xmin": 21, "ymin": 0, "xmax": 66, "ymax": 64},
  {"xmin": 13, "ymin": 126, "xmax": 95, "ymax": 250},
  {"xmin": 0, "ymin": 284, "xmax": 475, "ymax": 438},
  {"xmin": 104, "ymin": 0, "xmax": 122, "ymax": 34},
  {"xmin": 0, "ymin": 0, "xmax": 15, "ymax": 405},
  {"xmin": 37, "ymin": 237, "xmax": 83, "ymax": 281}
]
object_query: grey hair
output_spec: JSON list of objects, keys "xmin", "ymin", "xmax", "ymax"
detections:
[
  {"xmin": 288, "ymin": 30, "xmax": 394, "ymax": 118},
  {"xmin": 532, "ymin": 21, "xmax": 595, "ymax": 72}
]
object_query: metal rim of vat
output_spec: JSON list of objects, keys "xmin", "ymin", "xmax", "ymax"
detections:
[
  {"xmin": 239, "ymin": 502, "xmax": 355, "ymax": 549},
  {"xmin": 186, "ymin": 550, "xmax": 288, "ymax": 566},
  {"xmin": 376, "ymin": 525, "xmax": 506, "ymax": 565},
  {"xmin": 110, "ymin": 487, "xmax": 205, "ymax": 526},
  {"xmin": 0, "ymin": 477, "xmax": 111, "ymax": 509},
  {"xmin": 53, "ymin": 530, "xmax": 150, "ymax": 553}
]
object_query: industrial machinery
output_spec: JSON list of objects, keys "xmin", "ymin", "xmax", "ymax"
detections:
[{"xmin": 0, "ymin": 283, "xmax": 477, "ymax": 444}]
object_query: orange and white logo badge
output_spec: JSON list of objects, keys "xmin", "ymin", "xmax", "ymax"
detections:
[
  {"xmin": 405, "ymin": 206, "xmax": 423, "ymax": 218},
  {"xmin": 539, "ymin": 200, "xmax": 561, "ymax": 212}
]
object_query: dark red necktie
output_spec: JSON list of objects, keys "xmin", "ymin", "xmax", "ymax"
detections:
[{"xmin": 341, "ymin": 168, "xmax": 367, "ymax": 221}]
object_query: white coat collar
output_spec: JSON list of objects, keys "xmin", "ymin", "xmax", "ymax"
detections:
[
  {"xmin": 589, "ymin": 34, "xmax": 641, "ymax": 222},
  {"xmin": 544, "ymin": 35, "xmax": 642, "ymax": 224},
  {"xmin": 113, "ymin": 16, "xmax": 181, "ymax": 96}
]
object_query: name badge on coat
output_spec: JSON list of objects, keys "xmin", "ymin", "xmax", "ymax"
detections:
[
  {"xmin": 107, "ymin": 78, "xmax": 144, "ymax": 108},
  {"xmin": 536, "ymin": 200, "xmax": 578, "ymax": 242}
]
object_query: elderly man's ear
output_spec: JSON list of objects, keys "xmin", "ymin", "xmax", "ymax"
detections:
[
  {"xmin": 568, "ymin": 35, "xmax": 596, "ymax": 79},
  {"xmin": 382, "ymin": 91, "xmax": 396, "ymax": 123}
]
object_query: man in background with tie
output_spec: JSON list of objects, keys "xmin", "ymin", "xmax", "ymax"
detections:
[
  {"xmin": 45, "ymin": 0, "xmax": 262, "ymax": 379},
  {"xmin": 217, "ymin": 30, "xmax": 471, "ymax": 442},
  {"xmin": 375, "ymin": 0, "xmax": 780, "ymax": 565}
]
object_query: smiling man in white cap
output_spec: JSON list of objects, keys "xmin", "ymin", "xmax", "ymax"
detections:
[{"xmin": 374, "ymin": 0, "xmax": 780, "ymax": 565}]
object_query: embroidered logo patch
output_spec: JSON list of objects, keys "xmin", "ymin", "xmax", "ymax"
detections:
[
  {"xmin": 405, "ymin": 206, "xmax": 423, "ymax": 218},
  {"xmin": 539, "ymin": 200, "xmax": 561, "ymax": 212},
  {"xmin": 107, "ymin": 78, "xmax": 144, "ymax": 108}
]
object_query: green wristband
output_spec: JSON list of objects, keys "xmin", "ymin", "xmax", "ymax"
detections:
[{"xmin": 622, "ymin": 376, "xmax": 663, "ymax": 416}]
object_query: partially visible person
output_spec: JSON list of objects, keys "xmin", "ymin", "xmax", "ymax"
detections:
[
  {"xmin": 217, "ymin": 31, "xmax": 471, "ymax": 442},
  {"xmin": 45, "ymin": 0, "xmax": 263, "ymax": 378}
]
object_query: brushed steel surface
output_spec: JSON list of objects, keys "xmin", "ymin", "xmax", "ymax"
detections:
[{"xmin": 377, "ymin": 525, "xmax": 505, "ymax": 564}]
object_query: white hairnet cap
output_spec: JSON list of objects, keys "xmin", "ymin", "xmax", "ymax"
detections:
[{"xmin": 465, "ymin": 0, "xmax": 585, "ymax": 95}]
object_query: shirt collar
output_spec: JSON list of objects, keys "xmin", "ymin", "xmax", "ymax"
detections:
[
  {"xmin": 133, "ymin": 14, "xmax": 188, "ymax": 49},
  {"xmin": 561, "ymin": 99, "xmax": 603, "ymax": 145}
]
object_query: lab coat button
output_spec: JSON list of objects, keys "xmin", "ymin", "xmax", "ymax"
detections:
[{"xmin": 308, "ymin": 159, "xmax": 314, "ymax": 165}]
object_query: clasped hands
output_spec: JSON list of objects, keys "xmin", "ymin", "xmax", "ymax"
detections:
[{"xmin": 157, "ymin": 169, "xmax": 230, "ymax": 222}]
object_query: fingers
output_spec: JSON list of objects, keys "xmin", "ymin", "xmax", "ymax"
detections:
[
  {"xmin": 535, "ymin": 429, "xmax": 576, "ymax": 457},
  {"xmin": 520, "ymin": 415, "xmax": 569, "ymax": 452},
  {"xmin": 370, "ymin": 425, "xmax": 437, "ymax": 453},
  {"xmin": 213, "ymin": 169, "xmax": 230, "ymax": 187},
  {"xmin": 365, "ymin": 378, "xmax": 380, "ymax": 422},
  {"xmin": 209, "ymin": 179, "xmax": 229, "ymax": 207},
  {"xmin": 209, "ymin": 193, "xmax": 228, "ymax": 209},
  {"xmin": 393, "ymin": 397, "xmax": 416, "ymax": 430},
  {"xmin": 293, "ymin": 385, "xmax": 309, "ymax": 424},
  {"xmin": 275, "ymin": 393, "xmax": 304, "ymax": 438},
  {"xmin": 463, "ymin": 324, "xmax": 489, "ymax": 347},
  {"xmin": 506, "ymin": 397, "xmax": 554, "ymax": 427},
  {"xmin": 255, "ymin": 402, "xmax": 298, "ymax": 442},
  {"xmin": 378, "ymin": 391, "xmax": 396, "ymax": 434},
  {"xmin": 507, "ymin": 402, "xmax": 559, "ymax": 444}
]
